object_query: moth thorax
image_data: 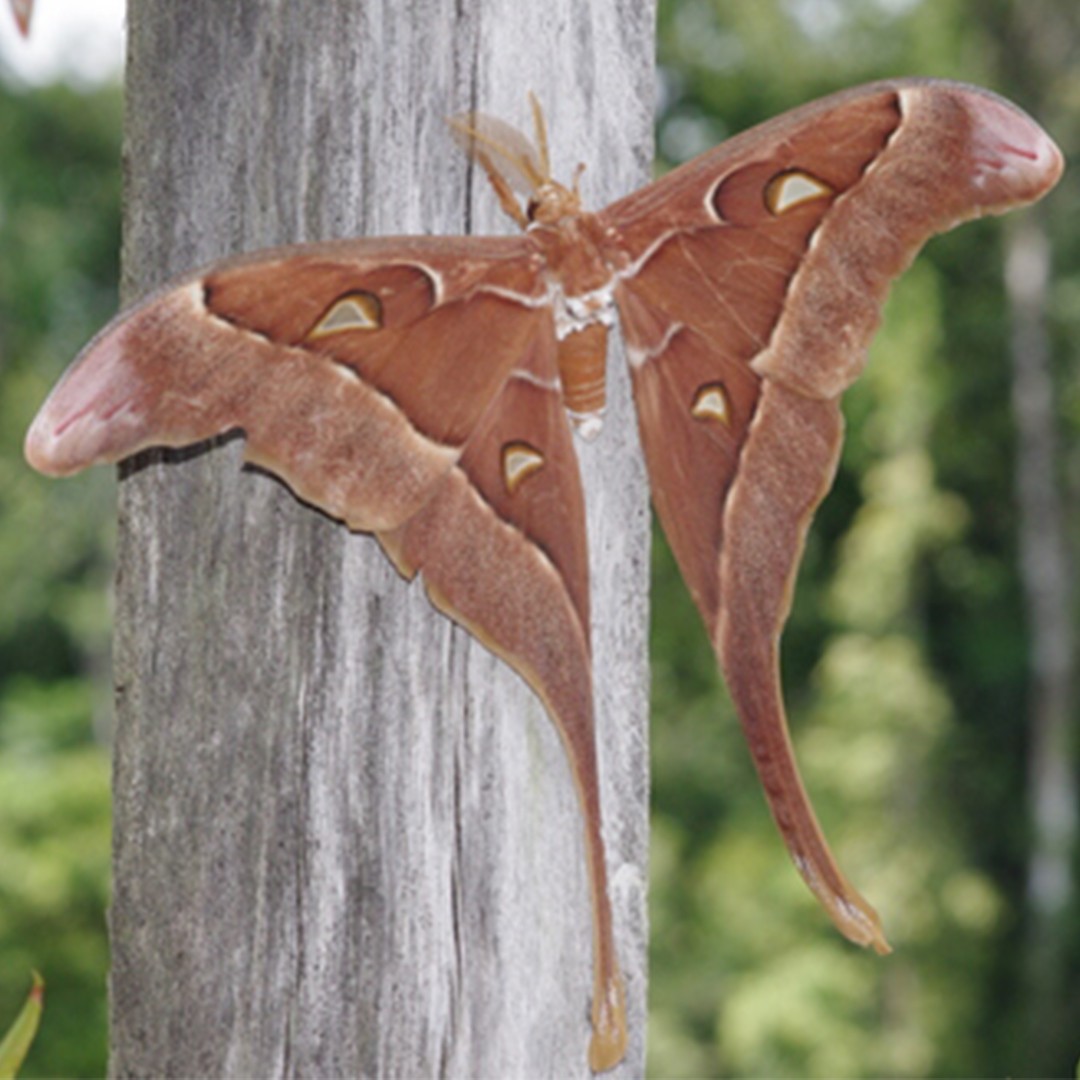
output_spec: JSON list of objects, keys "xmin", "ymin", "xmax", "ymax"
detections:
[{"xmin": 558, "ymin": 322, "xmax": 607, "ymax": 439}]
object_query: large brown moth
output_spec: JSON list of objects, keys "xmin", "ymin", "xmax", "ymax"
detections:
[{"xmin": 24, "ymin": 79, "xmax": 1062, "ymax": 1071}]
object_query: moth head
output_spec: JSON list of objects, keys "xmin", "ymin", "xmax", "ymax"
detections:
[
  {"xmin": 449, "ymin": 94, "xmax": 583, "ymax": 229},
  {"xmin": 527, "ymin": 177, "xmax": 582, "ymax": 225}
]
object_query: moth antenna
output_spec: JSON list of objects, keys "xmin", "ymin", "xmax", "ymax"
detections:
[
  {"xmin": 474, "ymin": 149, "xmax": 530, "ymax": 229},
  {"xmin": 515, "ymin": 149, "xmax": 546, "ymax": 191},
  {"xmin": 446, "ymin": 112, "xmax": 546, "ymax": 195},
  {"xmin": 528, "ymin": 91, "xmax": 552, "ymax": 181},
  {"xmin": 445, "ymin": 114, "xmax": 499, "ymax": 159}
]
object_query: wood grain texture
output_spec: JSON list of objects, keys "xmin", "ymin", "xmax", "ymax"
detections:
[{"xmin": 110, "ymin": 1, "xmax": 653, "ymax": 1075}]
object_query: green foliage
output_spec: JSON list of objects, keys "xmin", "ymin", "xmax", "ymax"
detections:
[
  {"xmin": 0, "ymin": 78, "xmax": 119, "ymax": 1078},
  {"xmin": 650, "ymin": 1, "xmax": 1080, "ymax": 1077},
  {"xmin": 0, "ymin": 972, "xmax": 43, "ymax": 1079}
]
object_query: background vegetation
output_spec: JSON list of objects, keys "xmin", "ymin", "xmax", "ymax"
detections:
[
  {"xmin": 0, "ymin": 0, "xmax": 1077, "ymax": 1075},
  {"xmin": 0, "ymin": 76, "xmax": 118, "ymax": 1077}
]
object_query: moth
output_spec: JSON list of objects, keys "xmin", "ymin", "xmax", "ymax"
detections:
[{"xmin": 24, "ymin": 79, "xmax": 1062, "ymax": 1071}]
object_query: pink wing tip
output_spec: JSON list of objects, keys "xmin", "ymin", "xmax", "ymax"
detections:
[
  {"xmin": 24, "ymin": 397, "xmax": 106, "ymax": 476},
  {"xmin": 24, "ymin": 411, "xmax": 62, "ymax": 475},
  {"xmin": 24, "ymin": 337, "xmax": 141, "ymax": 477},
  {"xmin": 961, "ymin": 87, "xmax": 1064, "ymax": 207}
]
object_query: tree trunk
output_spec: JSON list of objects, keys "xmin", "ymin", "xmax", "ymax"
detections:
[
  {"xmin": 110, "ymin": 2, "xmax": 653, "ymax": 1076},
  {"xmin": 968, "ymin": 5, "xmax": 1078, "ymax": 1068},
  {"xmin": 1005, "ymin": 211, "xmax": 1077, "ymax": 1066}
]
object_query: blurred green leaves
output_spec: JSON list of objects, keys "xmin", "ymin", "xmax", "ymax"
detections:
[
  {"xmin": 0, "ymin": 78, "xmax": 118, "ymax": 1078},
  {"xmin": 650, "ymin": 1, "xmax": 1078, "ymax": 1077},
  {"xmin": 0, "ymin": 972, "xmax": 43, "ymax": 1080}
]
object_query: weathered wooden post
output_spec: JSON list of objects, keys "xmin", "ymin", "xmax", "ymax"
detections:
[{"xmin": 110, "ymin": 1, "xmax": 654, "ymax": 1074}]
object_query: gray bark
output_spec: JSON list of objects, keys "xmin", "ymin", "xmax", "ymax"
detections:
[
  {"xmin": 1006, "ymin": 215, "xmax": 1076, "ymax": 926},
  {"xmin": 962, "ymin": 6, "xmax": 1078, "ymax": 1066},
  {"xmin": 110, "ymin": 2, "xmax": 654, "ymax": 1076},
  {"xmin": 1006, "ymin": 212, "xmax": 1077, "ymax": 1060}
]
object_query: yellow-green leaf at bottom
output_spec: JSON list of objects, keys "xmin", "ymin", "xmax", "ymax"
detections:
[{"xmin": 0, "ymin": 973, "xmax": 44, "ymax": 1080}]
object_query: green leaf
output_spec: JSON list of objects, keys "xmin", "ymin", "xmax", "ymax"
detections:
[{"xmin": 0, "ymin": 972, "xmax": 44, "ymax": 1080}]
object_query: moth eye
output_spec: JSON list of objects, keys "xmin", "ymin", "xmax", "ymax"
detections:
[
  {"xmin": 306, "ymin": 291, "xmax": 383, "ymax": 339},
  {"xmin": 501, "ymin": 441, "xmax": 546, "ymax": 494},
  {"xmin": 526, "ymin": 198, "xmax": 541, "ymax": 222},
  {"xmin": 690, "ymin": 382, "xmax": 731, "ymax": 426},
  {"xmin": 764, "ymin": 169, "xmax": 834, "ymax": 215}
]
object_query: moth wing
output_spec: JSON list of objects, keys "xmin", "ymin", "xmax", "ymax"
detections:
[{"xmin": 603, "ymin": 78, "xmax": 1061, "ymax": 951}]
